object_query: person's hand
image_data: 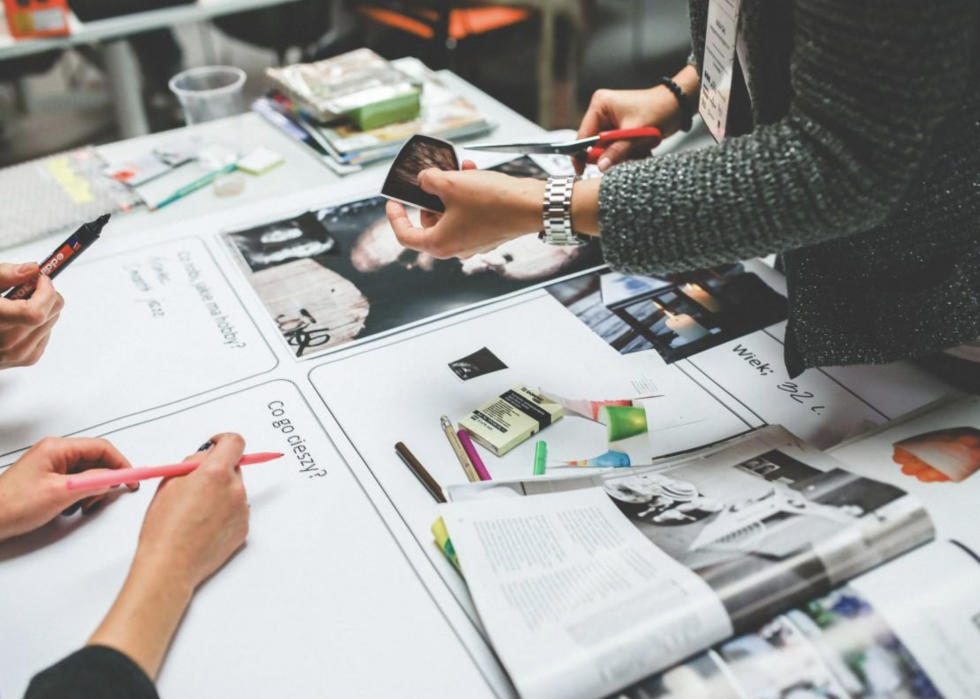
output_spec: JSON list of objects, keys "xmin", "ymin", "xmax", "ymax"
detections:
[
  {"xmin": 0, "ymin": 263, "xmax": 65, "ymax": 369},
  {"xmin": 576, "ymin": 86, "xmax": 682, "ymax": 173},
  {"xmin": 0, "ymin": 437, "xmax": 136, "ymax": 542},
  {"xmin": 132, "ymin": 433, "xmax": 250, "ymax": 592},
  {"xmin": 387, "ymin": 160, "xmax": 545, "ymax": 259}
]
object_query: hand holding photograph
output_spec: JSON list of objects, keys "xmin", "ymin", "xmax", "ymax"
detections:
[{"xmin": 381, "ymin": 134, "xmax": 460, "ymax": 213}]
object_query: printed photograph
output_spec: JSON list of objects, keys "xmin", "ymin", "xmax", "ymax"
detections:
[
  {"xmin": 448, "ymin": 346, "xmax": 509, "ymax": 382},
  {"xmin": 619, "ymin": 651, "xmax": 739, "ymax": 699},
  {"xmin": 789, "ymin": 588, "xmax": 939, "ymax": 698},
  {"xmin": 546, "ymin": 265, "xmax": 788, "ymax": 364},
  {"xmin": 619, "ymin": 586, "xmax": 939, "ymax": 699},
  {"xmin": 381, "ymin": 134, "xmax": 459, "ymax": 212},
  {"xmin": 717, "ymin": 615, "xmax": 849, "ymax": 699},
  {"xmin": 224, "ymin": 188, "xmax": 604, "ymax": 359},
  {"xmin": 599, "ymin": 449, "xmax": 931, "ymax": 630}
]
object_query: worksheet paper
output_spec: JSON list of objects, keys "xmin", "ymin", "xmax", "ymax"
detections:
[
  {"xmin": 0, "ymin": 236, "xmax": 279, "ymax": 458},
  {"xmin": 439, "ymin": 488, "xmax": 733, "ymax": 699},
  {"xmin": 0, "ymin": 381, "xmax": 497, "ymax": 699},
  {"xmin": 307, "ymin": 288, "xmax": 951, "ymax": 632}
]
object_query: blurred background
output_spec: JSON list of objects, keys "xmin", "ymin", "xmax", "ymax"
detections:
[{"xmin": 0, "ymin": 0, "xmax": 699, "ymax": 167}]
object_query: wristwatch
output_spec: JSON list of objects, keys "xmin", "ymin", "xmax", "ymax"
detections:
[{"xmin": 539, "ymin": 176, "xmax": 589, "ymax": 246}]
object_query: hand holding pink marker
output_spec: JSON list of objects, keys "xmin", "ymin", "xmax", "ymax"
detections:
[{"xmin": 65, "ymin": 452, "xmax": 284, "ymax": 492}]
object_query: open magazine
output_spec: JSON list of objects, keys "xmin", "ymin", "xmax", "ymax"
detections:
[{"xmin": 439, "ymin": 418, "xmax": 980, "ymax": 699}]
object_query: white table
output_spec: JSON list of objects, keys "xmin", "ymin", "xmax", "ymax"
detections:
[
  {"xmin": 0, "ymin": 0, "xmax": 309, "ymax": 138},
  {"xmin": 91, "ymin": 69, "xmax": 544, "ymax": 240}
]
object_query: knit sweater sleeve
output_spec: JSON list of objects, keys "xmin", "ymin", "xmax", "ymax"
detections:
[{"xmin": 598, "ymin": 0, "xmax": 979, "ymax": 275}]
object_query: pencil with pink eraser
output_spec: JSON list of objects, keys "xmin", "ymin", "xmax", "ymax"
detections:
[{"xmin": 65, "ymin": 452, "xmax": 284, "ymax": 491}]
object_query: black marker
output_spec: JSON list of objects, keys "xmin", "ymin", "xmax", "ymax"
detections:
[{"xmin": 4, "ymin": 214, "xmax": 110, "ymax": 301}]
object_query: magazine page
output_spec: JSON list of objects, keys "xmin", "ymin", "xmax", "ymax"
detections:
[
  {"xmin": 439, "ymin": 488, "xmax": 734, "ymax": 699},
  {"xmin": 618, "ymin": 540, "xmax": 980, "ymax": 699},
  {"xmin": 831, "ymin": 395, "xmax": 980, "ymax": 551},
  {"xmin": 447, "ymin": 426, "xmax": 934, "ymax": 632}
]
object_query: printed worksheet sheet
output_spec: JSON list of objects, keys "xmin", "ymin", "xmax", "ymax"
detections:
[{"xmin": 0, "ymin": 381, "xmax": 500, "ymax": 699}]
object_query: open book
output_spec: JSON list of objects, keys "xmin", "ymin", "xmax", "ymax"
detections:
[{"xmin": 440, "ymin": 401, "xmax": 980, "ymax": 699}]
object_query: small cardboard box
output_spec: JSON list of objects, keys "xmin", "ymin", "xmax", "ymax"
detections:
[{"xmin": 459, "ymin": 384, "xmax": 564, "ymax": 457}]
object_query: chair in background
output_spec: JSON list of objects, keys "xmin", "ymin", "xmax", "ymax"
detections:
[
  {"xmin": 212, "ymin": 0, "xmax": 338, "ymax": 64},
  {"xmin": 353, "ymin": 0, "xmax": 531, "ymax": 72},
  {"xmin": 353, "ymin": 0, "xmax": 582, "ymax": 127}
]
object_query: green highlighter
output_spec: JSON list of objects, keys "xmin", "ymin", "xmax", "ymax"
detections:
[{"xmin": 533, "ymin": 441, "xmax": 548, "ymax": 476}]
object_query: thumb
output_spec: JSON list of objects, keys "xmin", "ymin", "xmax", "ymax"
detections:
[
  {"xmin": 417, "ymin": 168, "xmax": 448, "ymax": 196},
  {"xmin": 0, "ymin": 262, "xmax": 39, "ymax": 288}
]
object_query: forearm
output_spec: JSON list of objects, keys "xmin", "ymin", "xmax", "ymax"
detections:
[
  {"xmin": 87, "ymin": 554, "xmax": 193, "ymax": 680},
  {"xmin": 596, "ymin": 0, "xmax": 979, "ymax": 275}
]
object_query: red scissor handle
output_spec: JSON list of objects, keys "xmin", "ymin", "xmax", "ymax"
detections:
[{"xmin": 585, "ymin": 126, "xmax": 664, "ymax": 165}]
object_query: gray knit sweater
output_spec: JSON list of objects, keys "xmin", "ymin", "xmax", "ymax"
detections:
[{"xmin": 598, "ymin": 0, "xmax": 980, "ymax": 376}]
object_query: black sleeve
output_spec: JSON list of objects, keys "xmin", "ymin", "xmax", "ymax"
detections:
[{"xmin": 25, "ymin": 646, "xmax": 159, "ymax": 699}]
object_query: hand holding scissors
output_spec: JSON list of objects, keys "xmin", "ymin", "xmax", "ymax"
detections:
[{"xmin": 467, "ymin": 127, "xmax": 664, "ymax": 167}]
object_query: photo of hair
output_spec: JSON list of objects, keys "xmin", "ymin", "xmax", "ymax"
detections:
[{"xmin": 381, "ymin": 134, "xmax": 460, "ymax": 212}]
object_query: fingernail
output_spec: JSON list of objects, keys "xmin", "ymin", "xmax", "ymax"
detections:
[
  {"xmin": 598, "ymin": 158, "xmax": 611, "ymax": 171},
  {"xmin": 17, "ymin": 263, "xmax": 35, "ymax": 274},
  {"xmin": 197, "ymin": 440, "xmax": 214, "ymax": 452}
]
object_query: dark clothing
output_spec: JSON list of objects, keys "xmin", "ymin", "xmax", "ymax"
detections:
[
  {"xmin": 598, "ymin": 0, "xmax": 980, "ymax": 377},
  {"xmin": 26, "ymin": 646, "xmax": 158, "ymax": 699}
]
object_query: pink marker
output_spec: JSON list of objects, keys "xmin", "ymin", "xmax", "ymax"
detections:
[
  {"xmin": 65, "ymin": 452, "xmax": 284, "ymax": 491},
  {"xmin": 457, "ymin": 429, "xmax": 492, "ymax": 481}
]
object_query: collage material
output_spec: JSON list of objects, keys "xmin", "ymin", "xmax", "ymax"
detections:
[
  {"xmin": 440, "ymin": 427, "xmax": 938, "ymax": 699},
  {"xmin": 0, "ymin": 152, "xmax": 966, "ymax": 699},
  {"xmin": 224, "ymin": 157, "xmax": 604, "ymax": 359}
]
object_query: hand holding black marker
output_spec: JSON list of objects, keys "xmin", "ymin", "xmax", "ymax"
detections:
[{"xmin": 3, "ymin": 214, "xmax": 110, "ymax": 301}]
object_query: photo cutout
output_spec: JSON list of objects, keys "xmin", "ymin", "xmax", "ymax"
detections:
[
  {"xmin": 547, "ymin": 265, "xmax": 787, "ymax": 364},
  {"xmin": 448, "ymin": 347, "xmax": 509, "ymax": 382},
  {"xmin": 892, "ymin": 427, "xmax": 980, "ymax": 483},
  {"xmin": 381, "ymin": 134, "xmax": 460, "ymax": 213}
]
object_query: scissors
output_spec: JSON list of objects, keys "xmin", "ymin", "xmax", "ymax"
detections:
[{"xmin": 467, "ymin": 127, "xmax": 663, "ymax": 165}]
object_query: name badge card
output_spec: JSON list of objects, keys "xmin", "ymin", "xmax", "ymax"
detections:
[{"xmin": 699, "ymin": 0, "xmax": 741, "ymax": 142}]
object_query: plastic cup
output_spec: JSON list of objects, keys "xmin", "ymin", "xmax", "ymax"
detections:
[
  {"xmin": 168, "ymin": 66, "xmax": 246, "ymax": 125},
  {"xmin": 169, "ymin": 66, "xmax": 246, "ymax": 171}
]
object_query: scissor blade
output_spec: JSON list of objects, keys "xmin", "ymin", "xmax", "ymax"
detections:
[{"xmin": 466, "ymin": 142, "xmax": 565, "ymax": 155}]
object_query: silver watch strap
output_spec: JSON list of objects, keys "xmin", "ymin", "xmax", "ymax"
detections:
[{"xmin": 541, "ymin": 176, "xmax": 587, "ymax": 246}]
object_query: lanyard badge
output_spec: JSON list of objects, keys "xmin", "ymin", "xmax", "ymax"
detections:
[{"xmin": 698, "ymin": 0, "xmax": 742, "ymax": 142}]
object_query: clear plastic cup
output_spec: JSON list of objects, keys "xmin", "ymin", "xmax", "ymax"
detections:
[
  {"xmin": 168, "ymin": 65, "xmax": 246, "ymax": 125},
  {"xmin": 169, "ymin": 66, "xmax": 246, "ymax": 171}
]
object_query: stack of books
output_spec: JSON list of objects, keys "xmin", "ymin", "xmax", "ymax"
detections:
[{"xmin": 255, "ymin": 51, "xmax": 492, "ymax": 175}]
